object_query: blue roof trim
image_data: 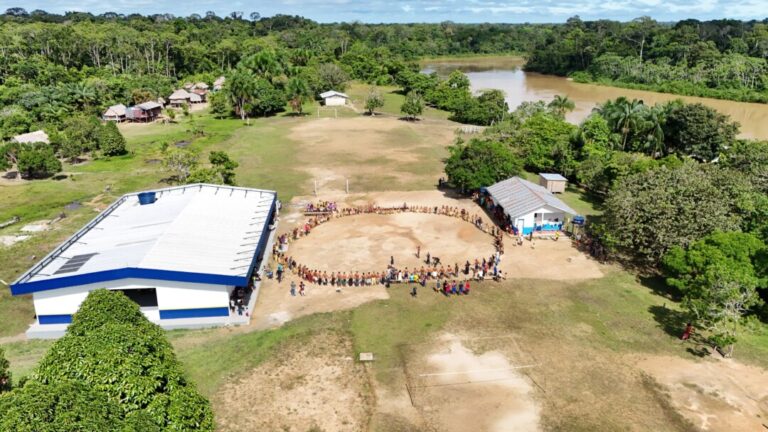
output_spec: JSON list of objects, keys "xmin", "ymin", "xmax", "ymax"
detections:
[{"xmin": 10, "ymin": 268, "xmax": 248, "ymax": 296}]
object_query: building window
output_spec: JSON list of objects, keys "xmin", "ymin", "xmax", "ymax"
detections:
[{"xmin": 116, "ymin": 288, "xmax": 158, "ymax": 308}]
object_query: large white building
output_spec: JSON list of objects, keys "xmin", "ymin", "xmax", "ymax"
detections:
[
  {"xmin": 10, "ymin": 184, "xmax": 278, "ymax": 339},
  {"xmin": 485, "ymin": 176, "xmax": 576, "ymax": 235}
]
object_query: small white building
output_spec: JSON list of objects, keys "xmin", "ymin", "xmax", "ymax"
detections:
[
  {"xmin": 539, "ymin": 173, "xmax": 567, "ymax": 193},
  {"xmin": 10, "ymin": 184, "xmax": 279, "ymax": 339},
  {"xmin": 319, "ymin": 90, "xmax": 349, "ymax": 106},
  {"xmin": 486, "ymin": 176, "xmax": 576, "ymax": 235},
  {"xmin": 11, "ymin": 130, "xmax": 50, "ymax": 144}
]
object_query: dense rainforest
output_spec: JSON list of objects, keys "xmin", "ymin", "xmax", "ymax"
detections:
[{"xmin": 526, "ymin": 17, "xmax": 768, "ymax": 102}]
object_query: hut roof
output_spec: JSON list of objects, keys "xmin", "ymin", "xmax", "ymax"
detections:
[
  {"xmin": 194, "ymin": 82, "xmax": 209, "ymax": 89},
  {"xmin": 169, "ymin": 89, "xmax": 191, "ymax": 100},
  {"xmin": 104, "ymin": 104, "xmax": 127, "ymax": 117},
  {"xmin": 189, "ymin": 93, "xmax": 203, "ymax": 103}
]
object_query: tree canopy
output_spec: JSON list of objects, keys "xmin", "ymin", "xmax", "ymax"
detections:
[{"xmin": 444, "ymin": 138, "xmax": 523, "ymax": 191}]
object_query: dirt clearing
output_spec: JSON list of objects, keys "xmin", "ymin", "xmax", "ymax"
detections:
[
  {"xmin": 213, "ymin": 332, "xmax": 373, "ymax": 432},
  {"xmin": 636, "ymin": 355, "xmax": 768, "ymax": 431},
  {"xmin": 288, "ymin": 212, "xmax": 495, "ymax": 273}
]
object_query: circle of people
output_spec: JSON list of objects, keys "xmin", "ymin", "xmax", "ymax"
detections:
[{"xmin": 271, "ymin": 201, "xmax": 507, "ymax": 295}]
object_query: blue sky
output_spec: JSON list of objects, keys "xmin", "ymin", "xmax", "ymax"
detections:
[{"xmin": 10, "ymin": 0, "xmax": 768, "ymax": 23}]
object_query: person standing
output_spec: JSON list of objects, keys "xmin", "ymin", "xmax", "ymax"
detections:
[
  {"xmin": 299, "ymin": 281, "xmax": 305, "ymax": 296},
  {"xmin": 426, "ymin": 252, "xmax": 431, "ymax": 265},
  {"xmin": 290, "ymin": 281, "xmax": 296, "ymax": 296},
  {"xmin": 681, "ymin": 323, "xmax": 694, "ymax": 341},
  {"xmin": 416, "ymin": 245, "xmax": 421, "ymax": 259},
  {"xmin": 391, "ymin": 255, "xmax": 394, "ymax": 266},
  {"xmin": 276, "ymin": 263, "xmax": 284, "ymax": 283}
]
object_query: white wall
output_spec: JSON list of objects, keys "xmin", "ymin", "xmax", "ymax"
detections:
[
  {"xmin": 510, "ymin": 205, "xmax": 568, "ymax": 233},
  {"xmin": 32, "ymin": 278, "xmax": 230, "ymax": 319},
  {"xmin": 324, "ymin": 96, "xmax": 347, "ymax": 106}
]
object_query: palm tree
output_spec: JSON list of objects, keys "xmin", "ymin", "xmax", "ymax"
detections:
[
  {"xmin": 226, "ymin": 67, "xmax": 257, "ymax": 122},
  {"xmin": 285, "ymin": 77, "xmax": 311, "ymax": 115},
  {"xmin": 598, "ymin": 97, "xmax": 645, "ymax": 150},
  {"xmin": 242, "ymin": 50, "xmax": 282, "ymax": 82},
  {"xmin": 640, "ymin": 106, "xmax": 665, "ymax": 157},
  {"xmin": 548, "ymin": 95, "xmax": 575, "ymax": 118}
]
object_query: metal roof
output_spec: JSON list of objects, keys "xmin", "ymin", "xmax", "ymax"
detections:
[
  {"xmin": 12, "ymin": 130, "xmax": 49, "ymax": 144},
  {"xmin": 539, "ymin": 173, "xmax": 567, "ymax": 181},
  {"xmin": 319, "ymin": 90, "xmax": 348, "ymax": 99},
  {"xmin": 11, "ymin": 184, "xmax": 277, "ymax": 295},
  {"xmin": 486, "ymin": 177, "xmax": 577, "ymax": 220},
  {"xmin": 137, "ymin": 101, "xmax": 162, "ymax": 110}
]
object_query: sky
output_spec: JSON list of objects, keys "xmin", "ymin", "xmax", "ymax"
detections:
[{"xmin": 8, "ymin": 0, "xmax": 768, "ymax": 23}]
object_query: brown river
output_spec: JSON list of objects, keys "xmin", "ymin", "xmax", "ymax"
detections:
[{"xmin": 422, "ymin": 57, "xmax": 768, "ymax": 140}]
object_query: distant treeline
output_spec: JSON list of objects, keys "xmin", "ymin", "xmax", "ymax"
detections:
[{"xmin": 526, "ymin": 17, "xmax": 768, "ymax": 103}]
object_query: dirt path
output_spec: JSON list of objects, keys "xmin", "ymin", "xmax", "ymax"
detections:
[{"xmin": 636, "ymin": 354, "xmax": 768, "ymax": 431}]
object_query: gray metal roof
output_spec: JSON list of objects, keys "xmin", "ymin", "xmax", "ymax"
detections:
[
  {"xmin": 486, "ymin": 177, "xmax": 577, "ymax": 219},
  {"xmin": 137, "ymin": 101, "xmax": 162, "ymax": 110},
  {"xmin": 539, "ymin": 173, "xmax": 567, "ymax": 181},
  {"xmin": 319, "ymin": 90, "xmax": 348, "ymax": 99}
]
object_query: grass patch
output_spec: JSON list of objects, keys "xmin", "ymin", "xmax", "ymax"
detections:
[{"xmin": 175, "ymin": 312, "xmax": 345, "ymax": 397}]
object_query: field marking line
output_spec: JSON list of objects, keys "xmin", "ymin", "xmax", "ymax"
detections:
[{"xmin": 417, "ymin": 364, "xmax": 539, "ymax": 377}]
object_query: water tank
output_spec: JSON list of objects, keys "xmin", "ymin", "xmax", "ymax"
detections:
[{"xmin": 138, "ymin": 191, "xmax": 157, "ymax": 205}]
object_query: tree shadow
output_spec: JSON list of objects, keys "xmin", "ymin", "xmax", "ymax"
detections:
[
  {"xmin": 398, "ymin": 116, "xmax": 421, "ymax": 122},
  {"xmin": 640, "ymin": 275, "xmax": 684, "ymax": 302},
  {"xmin": 565, "ymin": 184, "xmax": 605, "ymax": 212},
  {"xmin": 648, "ymin": 304, "xmax": 687, "ymax": 339}
]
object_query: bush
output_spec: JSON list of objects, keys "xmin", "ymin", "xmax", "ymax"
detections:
[
  {"xmin": 17, "ymin": 143, "xmax": 61, "ymax": 178},
  {"xmin": 0, "ymin": 380, "xmax": 126, "ymax": 432},
  {"xmin": 0, "ymin": 347, "xmax": 10, "ymax": 393},
  {"xmin": 99, "ymin": 121, "xmax": 127, "ymax": 156}
]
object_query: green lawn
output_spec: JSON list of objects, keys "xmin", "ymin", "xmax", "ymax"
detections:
[{"xmin": 346, "ymin": 82, "xmax": 452, "ymax": 120}]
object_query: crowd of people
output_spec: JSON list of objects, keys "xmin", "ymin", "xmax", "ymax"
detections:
[{"xmin": 268, "ymin": 201, "xmax": 510, "ymax": 299}]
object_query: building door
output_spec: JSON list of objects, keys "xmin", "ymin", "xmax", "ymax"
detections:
[{"xmin": 516, "ymin": 218, "xmax": 525, "ymax": 234}]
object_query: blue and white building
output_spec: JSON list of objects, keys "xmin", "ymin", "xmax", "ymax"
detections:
[
  {"xmin": 10, "ymin": 184, "xmax": 278, "ymax": 339},
  {"xmin": 486, "ymin": 176, "xmax": 576, "ymax": 235}
]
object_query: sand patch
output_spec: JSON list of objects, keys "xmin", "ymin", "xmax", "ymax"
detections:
[
  {"xmin": 636, "ymin": 355, "xmax": 768, "ymax": 431},
  {"xmin": 413, "ymin": 334, "xmax": 540, "ymax": 432},
  {"xmin": 20, "ymin": 221, "xmax": 50, "ymax": 232},
  {"xmin": 0, "ymin": 235, "xmax": 29, "ymax": 247},
  {"xmin": 214, "ymin": 332, "xmax": 373, "ymax": 432}
]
